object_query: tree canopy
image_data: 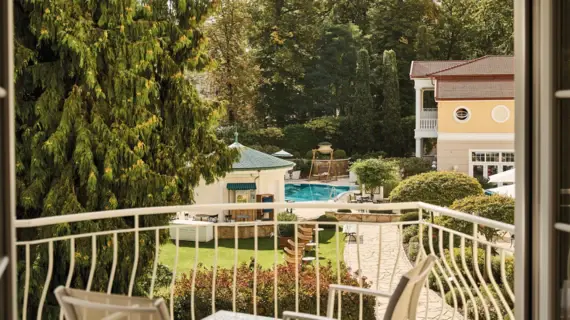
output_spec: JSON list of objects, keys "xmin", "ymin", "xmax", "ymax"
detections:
[{"xmin": 15, "ymin": 0, "xmax": 236, "ymax": 316}]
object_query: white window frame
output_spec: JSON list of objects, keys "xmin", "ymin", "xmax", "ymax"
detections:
[{"xmin": 468, "ymin": 149, "xmax": 515, "ymax": 185}]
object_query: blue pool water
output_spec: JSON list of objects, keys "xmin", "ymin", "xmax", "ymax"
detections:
[{"xmin": 285, "ymin": 184, "xmax": 352, "ymax": 202}]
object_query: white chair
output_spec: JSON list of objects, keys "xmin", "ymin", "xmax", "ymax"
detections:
[
  {"xmin": 291, "ymin": 170, "xmax": 301, "ymax": 180},
  {"xmin": 54, "ymin": 286, "xmax": 169, "ymax": 320},
  {"xmin": 286, "ymin": 254, "xmax": 437, "ymax": 320}
]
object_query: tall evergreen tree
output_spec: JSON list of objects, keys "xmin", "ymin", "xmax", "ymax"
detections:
[
  {"xmin": 380, "ymin": 50, "xmax": 404, "ymax": 157},
  {"xmin": 346, "ymin": 49, "xmax": 375, "ymax": 154},
  {"xmin": 14, "ymin": 0, "xmax": 236, "ymax": 316}
]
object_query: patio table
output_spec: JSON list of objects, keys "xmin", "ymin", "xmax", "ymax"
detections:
[{"xmin": 203, "ymin": 311, "xmax": 276, "ymax": 319}]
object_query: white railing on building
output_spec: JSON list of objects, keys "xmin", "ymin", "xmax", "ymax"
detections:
[
  {"xmin": 419, "ymin": 119, "xmax": 438, "ymax": 130},
  {"xmin": 421, "ymin": 108, "xmax": 438, "ymax": 120},
  {"xmin": 14, "ymin": 202, "xmax": 514, "ymax": 320}
]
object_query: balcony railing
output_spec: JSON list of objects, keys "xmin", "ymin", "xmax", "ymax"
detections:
[
  {"xmin": 13, "ymin": 202, "xmax": 515, "ymax": 320},
  {"xmin": 419, "ymin": 119, "xmax": 438, "ymax": 130}
]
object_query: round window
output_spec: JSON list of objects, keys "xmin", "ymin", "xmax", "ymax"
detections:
[
  {"xmin": 454, "ymin": 107, "xmax": 471, "ymax": 122},
  {"xmin": 492, "ymin": 105, "xmax": 510, "ymax": 123}
]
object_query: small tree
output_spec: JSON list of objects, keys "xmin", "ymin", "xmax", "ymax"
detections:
[{"xmin": 350, "ymin": 158, "xmax": 401, "ymax": 198}]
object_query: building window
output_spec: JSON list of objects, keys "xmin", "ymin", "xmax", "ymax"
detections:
[
  {"xmin": 454, "ymin": 106, "xmax": 471, "ymax": 122},
  {"xmin": 469, "ymin": 150, "xmax": 515, "ymax": 186},
  {"xmin": 492, "ymin": 105, "xmax": 511, "ymax": 123}
]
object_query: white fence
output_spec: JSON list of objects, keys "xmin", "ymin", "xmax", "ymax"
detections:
[{"xmin": 13, "ymin": 202, "xmax": 514, "ymax": 320}]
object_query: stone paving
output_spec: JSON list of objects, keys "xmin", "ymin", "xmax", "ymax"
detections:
[{"xmin": 343, "ymin": 224, "xmax": 463, "ymax": 320}]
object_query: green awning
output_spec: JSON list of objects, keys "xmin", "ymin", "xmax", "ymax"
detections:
[{"xmin": 226, "ymin": 183, "xmax": 257, "ymax": 191}]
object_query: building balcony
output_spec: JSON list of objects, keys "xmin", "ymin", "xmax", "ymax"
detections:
[
  {"xmin": 13, "ymin": 202, "xmax": 515, "ymax": 320},
  {"xmin": 416, "ymin": 109, "xmax": 438, "ymax": 139}
]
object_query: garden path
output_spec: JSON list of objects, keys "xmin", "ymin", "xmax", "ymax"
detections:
[{"xmin": 343, "ymin": 224, "xmax": 463, "ymax": 320}]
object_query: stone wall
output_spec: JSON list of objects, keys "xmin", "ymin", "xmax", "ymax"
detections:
[{"xmin": 218, "ymin": 225, "xmax": 274, "ymax": 239}]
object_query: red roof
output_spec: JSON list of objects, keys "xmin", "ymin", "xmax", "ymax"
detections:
[
  {"xmin": 409, "ymin": 60, "xmax": 467, "ymax": 79},
  {"xmin": 428, "ymin": 56, "xmax": 514, "ymax": 77},
  {"xmin": 436, "ymin": 78, "xmax": 514, "ymax": 100}
]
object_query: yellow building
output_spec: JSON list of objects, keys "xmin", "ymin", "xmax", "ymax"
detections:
[{"xmin": 410, "ymin": 56, "xmax": 515, "ymax": 180}]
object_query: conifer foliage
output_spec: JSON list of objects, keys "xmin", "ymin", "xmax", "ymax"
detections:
[{"xmin": 14, "ymin": 0, "xmax": 236, "ymax": 315}]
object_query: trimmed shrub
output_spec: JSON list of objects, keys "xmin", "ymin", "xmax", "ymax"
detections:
[
  {"xmin": 277, "ymin": 212, "xmax": 297, "ymax": 237},
  {"xmin": 399, "ymin": 211, "xmax": 419, "ymax": 225},
  {"xmin": 305, "ymin": 150, "xmax": 314, "ymax": 159},
  {"xmin": 337, "ymin": 209, "xmax": 352, "ymax": 213},
  {"xmin": 333, "ymin": 149, "xmax": 347, "ymax": 159},
  {"xmin": 250, "ymin": 144, "xmax": 281, "ymax": 155},
  {"xmin": 169, "ymin": 262, "xmax": 376, "ymax": 319},
  {"xmin": 448, "ymin": 194, "xmax": 514, "ymax": 242},
  {"xmin": 389, "ymin": 157, "xmax": 432, "ymax": 178},
  {"xmin": 402, "ymin": 225, "xmax": 419, "ymax": 244},
  {"xmin": 315, "ymin": 214, "xmax": 339, "ymax": 229},
  {"xmin": 389, "ymin": 171, "xmax": 483, "ymax": 206}
]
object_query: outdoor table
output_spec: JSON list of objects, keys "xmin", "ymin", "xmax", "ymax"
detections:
[
  {"xmin": 236, "ymin": 214, "xmax": 250, "ymax": 222},
  {"xmin": 203, "ymin": 310, "xmax": 276, "ymax": 319},
  {"xmin": 343, "ymin": 224, "xmax": 358, "ymax": 242}
]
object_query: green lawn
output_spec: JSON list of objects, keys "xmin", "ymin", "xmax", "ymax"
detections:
[{"xmin": 160, "ymin": 229, "xmax": 345, "ymax": 271}]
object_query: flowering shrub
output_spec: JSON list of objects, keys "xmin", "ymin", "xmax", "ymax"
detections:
[{"xmin": 167, "ymin": 261, "xmax": 375, "ymax": 319}]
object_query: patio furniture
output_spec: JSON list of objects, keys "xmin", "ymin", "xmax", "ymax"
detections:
[
  {"xmin": 54, "ymin": 286, "xmax": 169, "ymax": 320},
  {"xmin": 203, "ymin": 311, "xmax": 275, "ymax": 319},
  {"xmin": 343, "ymin": 224, "xmax": 358, "ymax": 243},
  {"xmin": 291, "ymin": 170, "xmax": 301, "ymax": 180},
  {"xmin": 288, "ymin": 254, "xmax": 437, "ymax": 320}
]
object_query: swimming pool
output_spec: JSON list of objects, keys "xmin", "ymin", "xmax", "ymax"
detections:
[{"xmin": 285, "ymin": 183, "xmax": 352, "ymax": 202}]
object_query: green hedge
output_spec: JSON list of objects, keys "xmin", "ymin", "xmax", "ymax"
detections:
[
  {"xmin": 387, "ymin": 157, "xmax": 432, "ymax": 178},
  {"xmin": 389, "ymin": 171, "xmax": 483, "ymax": 206},
  {"xmin": 169, "ymin": 263, "xmax": 376, "ymax": 319},
  {"xmin": 448, "ymin": 194, "xmax": 515, "ymax": 242},
  {"xmin": 277, "ymin": 212, "xmax": 297, "ymax": 237}
]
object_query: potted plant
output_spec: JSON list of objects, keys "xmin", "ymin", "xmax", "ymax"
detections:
[{"xmin": 277, "ymin": 212, "xmax": 297, "ymax": 248}]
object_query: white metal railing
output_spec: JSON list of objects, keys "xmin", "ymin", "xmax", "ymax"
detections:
[
  {"xmin": 419, "ymin": 119, "xmax": 438, "ymax": 130},
  {"xmin": 14, "ymin": 202, "xmax": 514, "ymax": 320}
]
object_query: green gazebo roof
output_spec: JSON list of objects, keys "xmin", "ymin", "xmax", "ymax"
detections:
[{"xmin": 229, "ymin": 134, "xmax": 295, "ymax": 171}]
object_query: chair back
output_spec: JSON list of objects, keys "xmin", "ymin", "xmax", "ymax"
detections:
[
  {"xmin": 383, "ymin": 255, "xmax": 437, "ymax": 320},
  {"xmin": 54, "ymin": 286, "xmax": 169, "ymax": 320},
  {"xmin": 288, "ymin": 239, "xmax": 304, "ymax": 249},
  {"xmin": 284, "ymin": 246, "xmax": 302, "ymax": 258}
]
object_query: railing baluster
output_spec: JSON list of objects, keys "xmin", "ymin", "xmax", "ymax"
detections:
[
  {"xmin": 500, "ymin": 249, "xmax": 515, "ymax": 303},
  {"xmin": 427, "ymin": 224, "xmax": 452, "ymax": 319},
  {"xmin": 460, "ymin": 237, "xmax": 488, "ymax": 320},
  {"xmin": 128, "ymin": 215, "xmax": 139, "ymax": 296},
  {"xmin": 437, "ymin": 228, "xmax": 465, "ymax": 319},
  {"xmin": 253, "ymin": 223, "xmax": 258, "ymax": 315},
  {"xmin": 389, "ymin": 225, "xmax": 402, "ymax": 291},
  {"xmin": 86, "ymin": 235, "xmax": 97, "ymax": 291},
  {"xmin": 316, "ymin": 223, "xmax": 321, "ymax": 316},
  {"xmin": 170, "ymin": 228, "xmax": 179, "ymax": 320},
  {"xmin": 107, "ymin": 233, "xmax": 118, "ymax": 294},
  {"xmin": 191, "ymin": 227, "xmax": 199, "ymax": 320},
  {"xmin": 336, "ymin": 223, "xmax": 342, "ymax": 320},
  {"xmin": 486, "ymin": 245, "xmax": 514, "ymax": 319},
  {"xmin": 233, "ymin": 224, "xmax": 238, "ymax": 313},
  {"xmin": 22, "ymin": 244, "xmax": 30, "ymax": 320},
  {"xmin": 449, "ymin": 233, "xmax": 477, "ymax": 319},
  {"xmin": 472, "ymin": 238, "xmax": 502, "ymax": 320},
  {"xmin": 376, "ymin": 225, "xmax": 382, "ymax": 291},
  {"xmin": 274, "ymin": 219, "xmax": 278, "ymax": 319},
  {"xmin": 295, "ymin": 222, "xmax": 299, "ymax": 313},
  {"xmin": 60, "ymin": 239, "xmax": 76, "ymax": 320},
  {"xmin": 356, "ymin": 224, "xmax": 362, "ymax": 320},
  {"xmin": 37, "ymin": 241, "xmax": 53, "ymax": 320},
  {"xmin": 212, "ymin": 225, "xmax": 218, "ymax": 315},
  {"xmin": 150, "ymin": 229, "xmax": 160, "ymax": 298}
]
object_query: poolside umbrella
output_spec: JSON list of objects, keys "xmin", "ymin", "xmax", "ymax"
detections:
[
  {"xmin": 272, "ymin": 149, "xmax": 294, "ymax": 158},
  {"xmin": 489, "ymin": 168, "xmax": 515, "ymax": 183}
]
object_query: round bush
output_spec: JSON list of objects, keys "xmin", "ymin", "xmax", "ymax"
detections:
[
  {"xmin": 305, "ymin": 150, "xmax": 314, "ymax": 159},
  {"xmin": 399, "ymin": 211, "xmax": 419, "ymax": 225},
  {"xmin": 315, "ymin": 214, "xmax": 339, "ymax": 229},
  {"xmin": 448, "ymin": 194, "xmax": 514, "ymax": 242},
  {"xmin": 337, "ymin": 209, "xmax": 352, "ymax": 213},
  {"xmin": 333, "ymin": 149, "xmax": 347, "ymax": 159},
  {"xmin": 389, "ymin": 171, "xmax": 483, "ymax": 206}
]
